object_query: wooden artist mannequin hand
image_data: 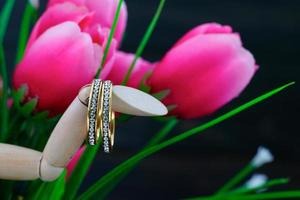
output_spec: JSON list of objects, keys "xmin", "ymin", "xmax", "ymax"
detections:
[{"xmin": 0, "ymin": 85, "xmax": 168, "ymax": 181}]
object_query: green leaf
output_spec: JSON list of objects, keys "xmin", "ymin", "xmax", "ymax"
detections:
[
  {"xmin": 232, "ymin": 178, "xmax": 290, "ymax": 195},
  {"xmin": 95, "ymin": 119, "xmax": 178, "ymax": 199},
  {"xmin": 12, "ymin": 86, "xmax": 27, "ymax": 106},
  {"xmin": 0, "ymin": 0, "xmax": 15, "ymax": 142},
  {"xmin": 230, "ymin": 191, "xmax": 300, "ymax": 200},
  {"xmin": 50, "ymin": 171, "xmax": 67, "ymax": 200},
  {"xmin": 216, "ymin": 164, "xmax": 255, "ymax": 194},
  {"xmin": 137, "ymin": 71, "xmax": 152, "ymax": 93},
  {"xmin": 16, "ymin": 3, "xmax": 37, "ymax": 63},
  {"xmin": 116, "ymin": 114, "xmax": 132, "ymax": 123},
  {"xmin": 0, "ymin": 180, "xmax": 14, "ymax": 200},
  {"xmin": 0, "ymin": 46, "xmax": 9, "ymax": 142},
  {"xmin": 95, "ymin": 0, "xmax": 123, "ymax": 78},
  {"xmin": 186, "ymin": 178, "xmax": 290, "ymax": 199},
  {"xmin": 12, "ymin": 87, "xmax": 46, "ymax": 119},
  {"xmin": 25, "ymin": 179, "xmax": 43, "ymax": 199},
  {"xmin": 145, "ymin": 118, "xmax": 178, "ymax": 148},
  {"xmin": 152, "ymin": 89, "xmax": 170, "ymax": 100},
  {"xmin": 186, "ymin": 190, "xmax": 300, "ymax": 200},
  {"xmin": 20, "ymin": 98, "xmax": 38, "ymax": 117},
  {"xmin": 31, "ymin": 111, "xmax": 49, "ymax": 121},
  {"xmin": 122, "ymin": 0, "xmax": 166, "ymax": 85},
  {"xmin": 77, "ymin": 82, "xmax": 295, "ymax": 200},
  {"xmin": 63, "ymin": 144, "xmax": 100, "ymax": 200},
  {"xmin": 31, "ymin": 171, "xmax": 66, "ymax": 200},
  {"xmin": 0, "ymin": 0, "xmax": 15, "ymax": 43}
]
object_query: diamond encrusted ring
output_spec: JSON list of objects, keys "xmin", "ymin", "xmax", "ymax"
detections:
[
  {"xmin": 99, "ymin": 80, "xmax": 115, "ymax": 153},
  {"xmin": 86, "ymin": 79, "xmax": 102, "ymax": 145}
]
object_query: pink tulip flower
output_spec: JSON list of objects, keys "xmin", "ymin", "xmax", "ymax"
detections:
[
  {"xmin": 106, "ymin": 51, "xmax": 154, "ymax": 88},
  {"xmin": 26, "ymin": 2, "xmax": 117, "ymax": 78},
  {"xmin": 47, "ymin": 0, "xmax": 127, "ymax": 43},
  {"xmin": 13, "ymin": 22, "xmax": 104, "ymax": 115},
  {"xmin": 148, "ymin": 23, "xmax": 257, "ymax": 119},
  {"xmin": 66, "ymin": 146, "xmax": 86, "ymax": 178}
]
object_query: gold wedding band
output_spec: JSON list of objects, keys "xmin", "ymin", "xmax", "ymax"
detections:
[
  {"xmin": 100, "ymin": 80, "xmax": 115, "ymax": 153},
  {"xmin": 87, "ymin": 80, "xmax": 102, "ymax": 145},
  {"xmin": 86, "ymin": 80, "xmax": 115, "ymax": 153}
]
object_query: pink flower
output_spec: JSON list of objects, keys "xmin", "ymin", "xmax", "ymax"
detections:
[
  {"xmin": 26, "ymin": 2, "xmax": 117, "ymax": 79},
  {"xmin": 66, "ymin": 146, "xmax": 86, "ymax": 178},
  {"xmin": 106, "ymin": 51, "xmax": 154, "ymax": 88},
  {"xmin": 13, "ymin": 2, "xmax": 118, "ymax": 116},
  {"xmin": 47, "ymin": 0, "xmax": 127, "ymax": 43},
  {"xmin": 148, "ymin": 23, "xmax": 257, "ymax": 119},
  {"xmin": 13, "ymin": 22, "xmax": 104, "ymax": 115}
]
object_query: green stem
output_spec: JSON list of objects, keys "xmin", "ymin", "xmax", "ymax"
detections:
[
  {"xmin": 0, "ymin": 45, "xmax": 9, "ymax": 142},
  {"xmin": 0, "ymin": 0, "xmax": 15, "ymax": 142},
  {"xmin": 216, "ymin": 164, "xmax": 255, "ymax": 194},
  {"xmin": 232, "ymin": 178, "xmax": 289, "ymax": 195},
  {"xmin": 185, "ymin": 196, "xmax": 220, "ymax": 200},
  {"xmin": 77, "ymin": 82, "xmax": 294, "ymax": 200},
  {"xmin": 187, "ymin": 178, "xmax": 290, "ymax": 200},
  {"xmin": 121, "ymin": 0, "xmax": 166, "ymax": 85},
  {"xmin": 96, "ymin": 119, "xmax": 178, "ymax": 199},
  {"xmin": 145, "ymin": 118, "xmax": 178, "ymax": 147},
  {"xmin": 187, "ymin": 190, "xmax": 300, "ymax": 200},
  {"xmin": 230, "ymin": 191, "xmax": 300, "ymax": 200},
  {"xmin": 8, "ymin": 112, "xmax": 21, "ymax": 136},
  {"xmin": 0, "ymin": 0, "xmax": 16, "ymax": 44},
  {"xmin": 95, "ymin": 0, "xmax": 123, "ymax": 78},
  {"xmin": 16, "ymin": 3, "xmax": 37, "ymax": 63},
  {"xmin": 63, "ymin": 143, "xmax": 101, "ymax": 200},
  {"xmin": 0, "ymin": 180, "xmax": 14, "ymax": 200}
]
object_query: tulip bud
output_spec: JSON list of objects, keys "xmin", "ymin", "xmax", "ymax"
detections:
[
  {"xmin": 251, "ymin": 146, "xmax": 274, "ymax": 168},
  {"xmin": 148, "ymin": 23, "xmax": 257, "ymax": 119}
]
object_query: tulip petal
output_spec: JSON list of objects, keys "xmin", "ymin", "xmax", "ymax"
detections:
[
  {"xmin": 173, "ymin": 22, "xmax": 234, "ymax": 48},
  {"xmin": 26, "ymin": 2, "xmax": 93, "ymax": 50},
  {"xmin": 48, "ymin": 0, "xmax": 85, "ymax": 7},
  {"xmin": 85, "ymin": 0, "xmax": 127, "ymax": 43},
  {"xmin": 47, "ymin": 0, "xmax": 127, "ymax": 43}
]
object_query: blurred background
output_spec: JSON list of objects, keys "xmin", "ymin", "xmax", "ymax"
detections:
[{"xmin": 2, "ymin": 0, "xmax": 300, "ymax": 199}]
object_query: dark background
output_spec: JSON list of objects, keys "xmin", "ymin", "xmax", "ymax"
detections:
[{"xmin": 1, "ymin": 0, "xmax": 300, "ymax": 199}]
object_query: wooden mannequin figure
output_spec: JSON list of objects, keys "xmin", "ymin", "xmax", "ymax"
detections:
[{"xmin": 0, "ymin": 84, "xmax": 168, "ymax": 181}]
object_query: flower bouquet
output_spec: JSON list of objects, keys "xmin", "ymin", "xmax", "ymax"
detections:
[{"xmin": 0, "ymin": 0, "xmax": 297, "ymax": 199}]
